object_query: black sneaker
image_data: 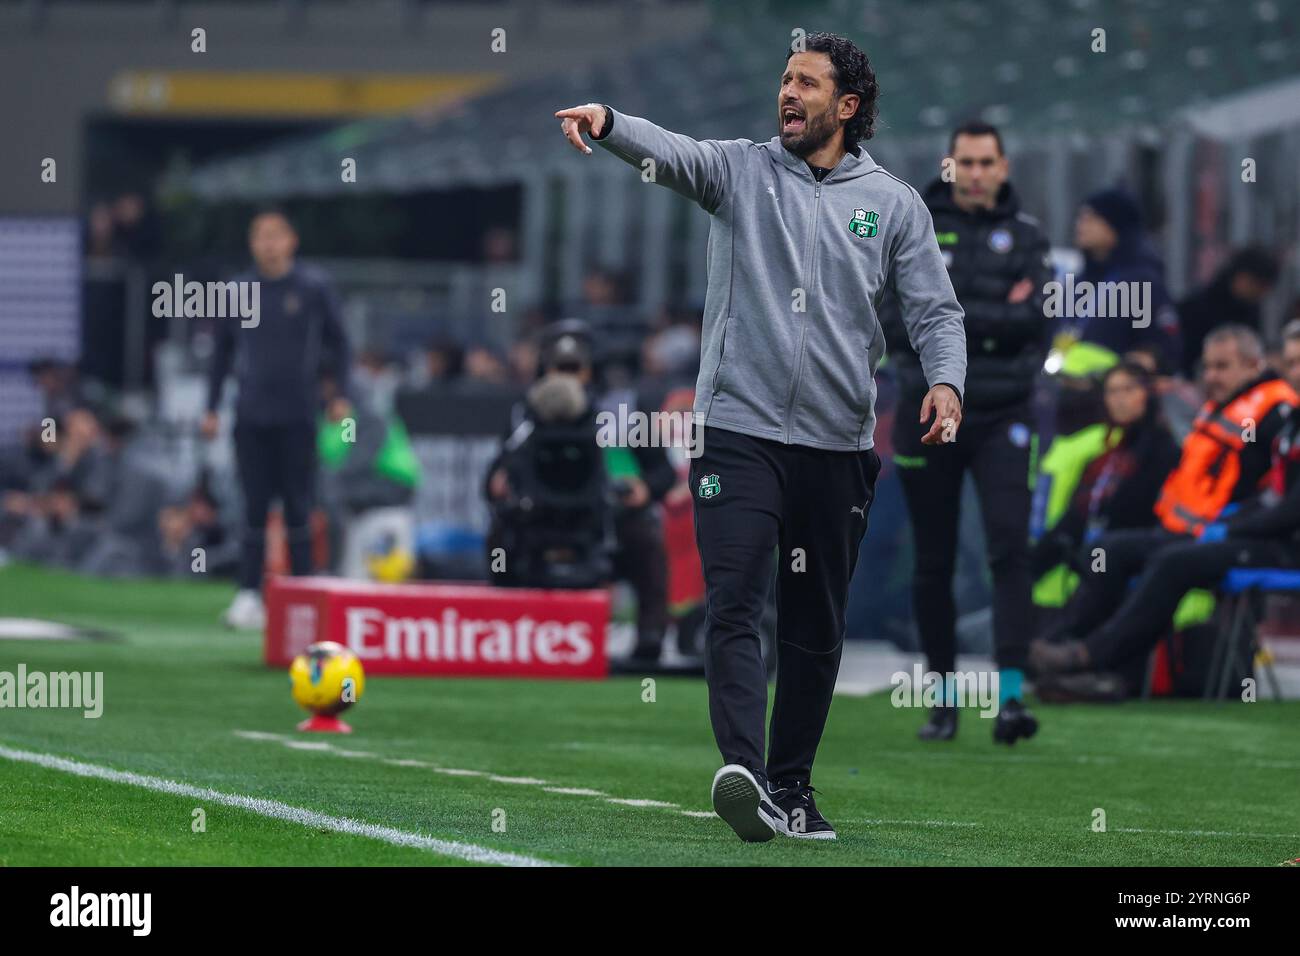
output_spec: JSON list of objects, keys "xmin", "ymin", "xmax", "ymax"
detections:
[
  {"xmin": 993, "ymin": 698, "xmax": 1039, "ymax": 746},
  {"xmin": 711, "ymin": 764, "xmax": 780, "ymax": 842},
  {"xmin": 917, "ymin": 705, "xmax": 958, "ymax": 741},
  {"xmin": 767, "ymin": 779, "xmax": 836, "ymax": 840}
]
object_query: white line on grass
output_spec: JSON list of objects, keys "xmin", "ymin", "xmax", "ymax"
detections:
[
  {"xmin": 236, "ymin": 730, "xmax": 710, "ymax": 820},
  {"xmin": 0, "ymin": 743, "xmax": 559, "ymax": 868},
  {"xmin": 863, "ymin": 818, "xmax": 981, "ymax": 828},
  {"xmin": 1112, "ymin": 826, "xmax": 1300, "ymax": 839}
]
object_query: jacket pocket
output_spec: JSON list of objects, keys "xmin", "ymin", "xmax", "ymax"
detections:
[
  {"xmin": 706, "ymin": 314, "xmax": 789, "ymax": 434},
  {"xmin": 860, "ymin": 318, "xmax": 884, "ymax": 426},
  {"xmin": 711, "ymin": 314, "xmax": 733, "ymax": 395}
]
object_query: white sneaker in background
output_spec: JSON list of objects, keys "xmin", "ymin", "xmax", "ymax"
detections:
[{"xmin": 222, "ymin": 589, "xmax": 266, "ymax": 631}]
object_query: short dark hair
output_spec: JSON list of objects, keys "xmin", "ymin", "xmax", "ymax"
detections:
[
  {"xmin": 1226, "ymin": 245, "xmax": 1280, "ymax": 284},
  {"xmin": 787, "ymin": 32, "xmax": 879, "ymax": 148},
  {"xmin": 250, "ymin": 205, "xmax": 294, "ymax": 230},
  {"xmin": 949, "ymin": 120, "xmax": 1004, "ymax": 156},
  {"xmin": 1104, "ymin": 360, "xmax": 1154, "ymax": 392}
]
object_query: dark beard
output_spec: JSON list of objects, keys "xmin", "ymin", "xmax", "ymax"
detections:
[{"xmin": 780, "ymin": 104, "xmax": 838, "ymax": 157}]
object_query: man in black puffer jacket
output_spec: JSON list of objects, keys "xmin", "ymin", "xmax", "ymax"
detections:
[{"xmin": 881, "ymin": 121, "xmax": 1054, "ymax": 744}]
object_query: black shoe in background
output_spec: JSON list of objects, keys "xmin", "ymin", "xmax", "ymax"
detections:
[
  {"xmin": 917, "ymin": 705, "xmax": 958, "ymax": 741},
  {"xmin": 993, "ymin": 697, "xmax": 1039, "ymax": 746}
]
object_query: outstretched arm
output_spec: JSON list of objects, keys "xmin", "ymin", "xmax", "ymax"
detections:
[{"xmin": 555, "ymin": 104, "xmax": 733, "ymax": 213}]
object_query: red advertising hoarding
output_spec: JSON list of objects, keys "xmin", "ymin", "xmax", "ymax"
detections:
[{"xmin": 265, "ymin": 576, "xmax": 609, "ymax": 678}]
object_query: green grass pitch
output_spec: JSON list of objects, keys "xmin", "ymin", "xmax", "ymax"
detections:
[{"xmin": 1, "ymin": 563, "xmax": 1296, "ymax": 866}]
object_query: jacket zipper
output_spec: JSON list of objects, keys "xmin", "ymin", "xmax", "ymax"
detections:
[{"xmin": 782, "ymin": 178, "xmax": 822, "ymax": 443}]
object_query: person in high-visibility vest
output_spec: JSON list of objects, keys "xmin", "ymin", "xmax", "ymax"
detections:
[
  {"xmin": 1031, "ymin": 325, "xmax": 1298, "ymax": 675},
  {"xmin": 1030, "ymin": 362, "xmax": 1180, "ymax": 606}
]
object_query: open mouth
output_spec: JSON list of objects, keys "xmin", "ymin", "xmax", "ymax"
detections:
[{"xmin": 781, "ymin": 106, "xmax": 806, "ymax": 134}]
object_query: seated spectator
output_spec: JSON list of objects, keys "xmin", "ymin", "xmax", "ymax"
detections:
[
  {"xmin": 1177, "ymin": 246, "xmax": 1279, "ymax": 378},
  {"xmin": 1031, "ymin": 324, "xmax": 1300, "ymax": 678},
  {"xmin": 157, "ymin": 479, "xmax": 239, "ymax": 578},
  {"xmin": 4, "ymin": 406, "xmax": 107, "ymax": 558},
  {"xmin": 7, "ymin": 411, "xmax": 163, "ymax": 576},
  {"xmin": 1031, "ymin": 362, "xmax": 1179, "ymax": 583},
  {"xmin": 464, "ymin": 343, "xmax": 510, "ymax": 386},
  {"xmin": 422, "ymin": 336, "xmax": 465, "ymax": 388},
  {"xmin": 1123, "ymin": 344, "xmax": 1200, "ymax": 440}
]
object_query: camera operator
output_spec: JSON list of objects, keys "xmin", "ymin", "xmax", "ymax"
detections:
[{"xmin": 485, "ymin": 323, "xmax": 676, "ymax": 664}]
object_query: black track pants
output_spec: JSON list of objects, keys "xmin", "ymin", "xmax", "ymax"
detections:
[
  {"xmin": 689, "ymin": 425, "xmax": 881, "ymax": 785},
  {"xmin": 893, "ymin": 403, "xmax": 1034, "ymax": 673},
  {"xmin": 234, "ymin": 421, "xmax": 318, "ymax": 590}
]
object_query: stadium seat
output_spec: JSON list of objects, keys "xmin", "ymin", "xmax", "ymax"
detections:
[{"xmin": 1209, "ymin": 568, "xmax": 1296, "ymax": 701}]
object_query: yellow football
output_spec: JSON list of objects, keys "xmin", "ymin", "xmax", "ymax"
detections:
[{"xmin": 289, "ymin": 641, "xmax": 365, "ymax": 715}]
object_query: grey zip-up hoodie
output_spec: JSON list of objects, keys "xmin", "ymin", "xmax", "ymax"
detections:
[{"xmin": 594, "ymin": 109, "xmax": 966, "ymax": 452}]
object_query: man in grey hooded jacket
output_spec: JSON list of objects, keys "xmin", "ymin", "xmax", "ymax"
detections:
[{"xmin": 557, "ymin": 31, "xmax": 966, "ymax": 843}]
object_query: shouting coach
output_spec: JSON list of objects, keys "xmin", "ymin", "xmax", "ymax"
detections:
[{"xmin": 556, "ymin": 32, "xmax": 966, "ymax": 842}]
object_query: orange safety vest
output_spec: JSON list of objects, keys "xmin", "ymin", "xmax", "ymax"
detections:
[{"xmin": 1155, "ymin": 378, "xmax": 1298, "ymax": 535}]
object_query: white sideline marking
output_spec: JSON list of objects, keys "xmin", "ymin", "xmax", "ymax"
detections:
[
  {"xmin": 235, "ymin": 731, "xmax": 706, "ymax": 818},
  {"xmin": 864, "ymin": 819, "xmax": 981, "ymax": 828},
  {"xmin": 0, "ymin": 743, "xmax": 558, "ymax": 868},
  {"xmin": 1113, "ymin": 826, "xmax": 1300, "ymax": 839},
  {"xmin": 230, "ymin": 733, "xmax": 1300, "ymax": 839}
]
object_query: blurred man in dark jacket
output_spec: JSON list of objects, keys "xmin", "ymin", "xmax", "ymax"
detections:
[
  {"xmin": 882, "ymin": 121, "xmax": 1052, "ymax": 744},
  {"xmin": 1070, "ymin": 187, "xmax": 1181, "ymax": 371},
  {"xmin": 203, "ymin": 208, "xmax": 353, "ymax": 629},
  {"xmin": 1177, "ymin": 246, "xmax": 1279, "ymax": 378}
]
